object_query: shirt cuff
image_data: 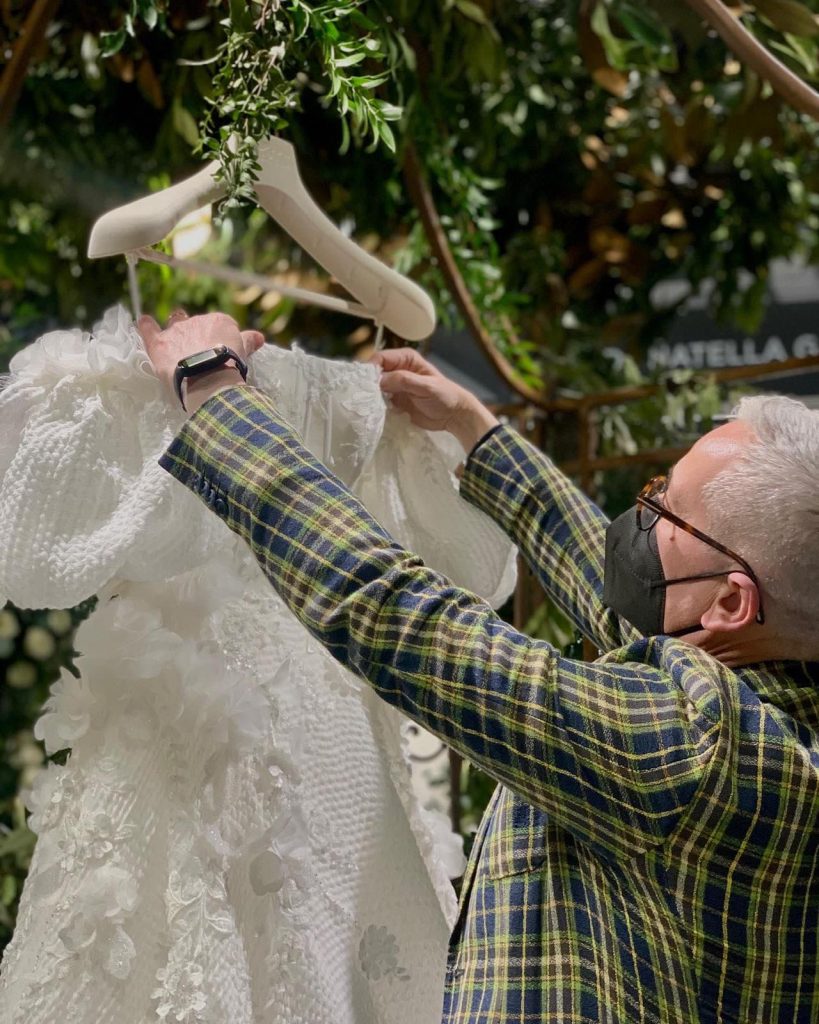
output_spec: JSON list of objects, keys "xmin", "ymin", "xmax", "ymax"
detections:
[{"xmin": 467, "ymin": 423, "xmax": 504, "ymax": 463}]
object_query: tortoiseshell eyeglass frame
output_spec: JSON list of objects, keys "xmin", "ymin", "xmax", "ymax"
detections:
[{"xmin": 636, "ymin": 474, "xmax": 765, "ymax": 626}]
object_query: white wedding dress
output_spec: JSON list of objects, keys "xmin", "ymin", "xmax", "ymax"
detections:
[{"xmin": 0, "ymin": 307, "xmax": 517, "ymax": 1024}]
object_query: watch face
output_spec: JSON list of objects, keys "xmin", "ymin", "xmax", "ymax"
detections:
[{"xmin": 181, "ymin": 348, "xmax": 226, "ymax": 369}]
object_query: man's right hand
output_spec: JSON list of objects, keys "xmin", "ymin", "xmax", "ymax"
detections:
[{"xmin": 369, "ymin": 347, "xmax": 500, "ymax": 455}]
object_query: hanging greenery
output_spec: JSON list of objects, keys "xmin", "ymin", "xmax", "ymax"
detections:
[{"xmin": 5, "ymin": 0, "xmax": 819, "ymax": 385}]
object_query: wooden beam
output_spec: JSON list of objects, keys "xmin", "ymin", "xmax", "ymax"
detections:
[
  {"xmin": 401, "ymin": 141, "xmax": 572, "ymax": 411},
  {"xmin": 560, "ymin": 444, "xmax": 693, "ymax": 477},
  {"xmin": 682, "ymin": 0, "xmax": 819, "ymax": 120},
  {"xmin": 574, "ymin": 352, "xmax": 819, "ymax": 413},
  {"xmin": 0, "ymin": 0, "xmax": 61, "ymax": 128}
]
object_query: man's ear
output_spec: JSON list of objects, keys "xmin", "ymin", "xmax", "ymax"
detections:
[{"xmin": 700, "ymin": 572, "xmax": 760, "ymax": 633}]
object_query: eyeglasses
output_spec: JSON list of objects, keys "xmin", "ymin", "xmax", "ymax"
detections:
[{"xmin": 636, "ymin": 474, "xmax": 765, "ymax": 625}]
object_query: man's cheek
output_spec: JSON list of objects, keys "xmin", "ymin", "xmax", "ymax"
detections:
[{"xmin": 651, "ymin": 523, "xmax": 668, "ymax": 570}]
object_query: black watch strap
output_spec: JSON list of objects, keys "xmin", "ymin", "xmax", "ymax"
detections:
[{"xmin": 174, "ymin": 346, "xmax": 248, "ymax": 411}]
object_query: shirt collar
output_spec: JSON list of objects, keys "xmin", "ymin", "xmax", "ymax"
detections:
[{"xmin": 735, "ymin": 660, "xmax": 819, "ymax": 724}]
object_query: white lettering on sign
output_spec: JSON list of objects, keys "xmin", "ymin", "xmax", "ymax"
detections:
[
  {"xmin": 760, "ymin": 336, "xmax": 789, "ymax": 364},
  {"xmin": 793, "ymin": 333, "xmax": 819, "ymax": 358},
  {"xmin": 648, "ymin": 335, "xmax": 795, "ymax": 371}
]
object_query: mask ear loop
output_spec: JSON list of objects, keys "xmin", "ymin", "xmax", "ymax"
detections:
[{"xmin": 125, "ymin": 251, "xmax": 143, "ymax": 321}]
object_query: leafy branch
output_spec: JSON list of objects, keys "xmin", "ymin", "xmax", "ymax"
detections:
[{"xmin": 196, "ymin": 0, "xmax": 403, "ymax": 205}]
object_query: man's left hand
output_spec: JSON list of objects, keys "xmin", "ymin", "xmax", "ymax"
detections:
[{"xmin": 138, "ymin": 309, "xmax": 265, "ymax": 412}]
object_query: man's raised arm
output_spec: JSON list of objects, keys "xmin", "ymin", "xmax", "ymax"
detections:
[
  {"xmin": 375, "ymin": 348, "xmax": 641, "ymax": 654},
  {"xmin": 157, "ymin": 384, "xmax": 715, "ymax": 866}
]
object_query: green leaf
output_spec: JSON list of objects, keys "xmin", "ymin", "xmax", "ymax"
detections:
[
  {"xmin": 229, "ymin": 0, "xmax": 253, "ymax": 33},
  {"xmin": 378, "ymin": 119, "xmax": 396, "ymax": 152},
  {"xmin": 1, "ymin": 873, "xmax": 16, "ymax": 906},
  {"xmin": 335, "ymin": 51, "xmax": 367, "ymax": 68},
  {"xmin": 348, "ymin": 8, "xmax": 379, "ymax": 32},
  {"xmin": 172, "ymin": 102, "xmax": 200, "ymax": 147},
  {"xmin": 0, "ymin": 827, "xmax": 35, "ymax": 859},
  {"xmin": 379, "ymin": 101, "xmax": 403, "ymax": 120},
  {"xmin": 655, "ymin": 45, "xmax": 679, "ymax": 73},
  {"xmin": 770, "ymin": 33, "xmax": 819, "ymax": 73},
  {"xmin": 142, "ymin": 5, "xmax": 158, "ymax": 30},
  {"xmin": 617, "ymin": 2, "xmax": 670, "ymax": 49},
  {"xmin": 355, "ymin": 74, "xmax": 391, "ymax": 89},
  {"xmin": 99, "ymin": 28, "xmax": 127, "ymax": 57},
  {"xmin": 754, "ymin": 0, "xmax": 819, "ymax": 37},
  {"xmin": 339, "ymin": 116, "xmax": 351, "ymax": 155},
  {"xmin": 590, "ymin": 3, "xmax": 631, "ymax": 70},
  {"xmin": 291, "ymin": 4, "xmax": 310, "ymax": 40},
  {"xmin": 394, "ymin": 30, "xmax": 417, "ymax": 71},
  {"xmin": 454, "ymin": 0, "xmax": 491, "ymax": 27}
]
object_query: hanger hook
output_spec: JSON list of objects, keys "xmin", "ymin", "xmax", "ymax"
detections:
[{"xmin": 125, "ymin": 251, "xmax": 143, "ymax": 321}]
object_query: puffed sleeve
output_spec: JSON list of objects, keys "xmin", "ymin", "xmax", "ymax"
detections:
[{"xmin": 0, "ymin": 306, "xmax": 243, "ymax": 608}]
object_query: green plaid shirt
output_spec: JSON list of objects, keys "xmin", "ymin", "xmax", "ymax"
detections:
[{"xmin": 158, "ymin": 384, "xmax": 819, "ymax": 1024}]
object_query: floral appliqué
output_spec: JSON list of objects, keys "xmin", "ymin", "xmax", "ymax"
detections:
[{"xmin": 358, "ymin": 925, "xmax": 411, "ymax": 983}]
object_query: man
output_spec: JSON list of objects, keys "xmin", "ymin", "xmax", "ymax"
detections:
[{"xmin": 141, "ymin": 310, "xmax": 819, "ymax": 1024}]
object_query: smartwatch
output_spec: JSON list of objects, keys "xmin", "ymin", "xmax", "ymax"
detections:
[{"xmin": 174, "ymin": 346, "xmax": 248, "ymax": 411}]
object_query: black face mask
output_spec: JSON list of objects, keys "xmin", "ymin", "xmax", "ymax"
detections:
[{"xmin": 603, "ymin": 505, "xmax": 732, "ymax": 638}]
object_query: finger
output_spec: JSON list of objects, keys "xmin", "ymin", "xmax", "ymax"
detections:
[
  {"xmin": 378, "ymin": 369, "xmax": 438, "ymax": 398},
  {"xmin": 387, "ymin": 393, "xmax": 415, "ymax": 415},
  {"xmin": 166, "ymin": 308, "xmax": 189, "ymax": 326},
  {"xmin": 136, "ymin": 315, "xmax": 162, "ymax": 346},
  {"xmin": 371, "ymin": 348, "xmax": 430, "ymax": 372},
  {"xmin": 370, "ymin": 347, "xmax": 437, "ymax": 375},
  {"xmin": 240, "ymin": 330, "xmax": 265, "ymax": 353}
]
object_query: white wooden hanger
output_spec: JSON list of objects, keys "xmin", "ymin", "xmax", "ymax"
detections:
[{"xmin": 87, "ymin": 136, "xmax": 436, "ymax": 342}]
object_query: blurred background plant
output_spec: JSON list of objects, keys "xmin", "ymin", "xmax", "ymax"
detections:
[
  {"xmin": 0, "ymin": 598, "xmax": 97, "ymax": 942},
  {"xmin": 4, "ymin": 0, "xmax": 819, "ymax": 933}
]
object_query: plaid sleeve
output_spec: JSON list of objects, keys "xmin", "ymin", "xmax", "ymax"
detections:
[
  {"xmin": 157, "ymin": 385, "xmax": 714, "ymax": 863},
  {"xmin": 459, "ymin": 424, "xmax": 642, "ymax": 652}
]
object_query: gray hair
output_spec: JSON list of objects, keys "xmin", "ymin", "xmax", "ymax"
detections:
[{"xmin": 701, "ymin": 394, "xmax": 819, "ymax": 657}]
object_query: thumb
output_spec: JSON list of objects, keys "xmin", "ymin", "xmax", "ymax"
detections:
[{"xmin": 136, "ymin": 315, "xmax": 161, "ymax": 348}]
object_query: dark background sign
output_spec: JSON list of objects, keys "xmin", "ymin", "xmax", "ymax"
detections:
[
  {"xmin": 643, "ymin": 260, "xmax": 819, "ymax": 399},
  {"xmin": 428, "ymin": 260, "xmax": 819, "ymax": 405}
]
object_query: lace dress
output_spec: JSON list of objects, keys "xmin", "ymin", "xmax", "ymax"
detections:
[{"xmin": 0, "ymin": 307, "xmax": 517, "ymax": 1024}]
